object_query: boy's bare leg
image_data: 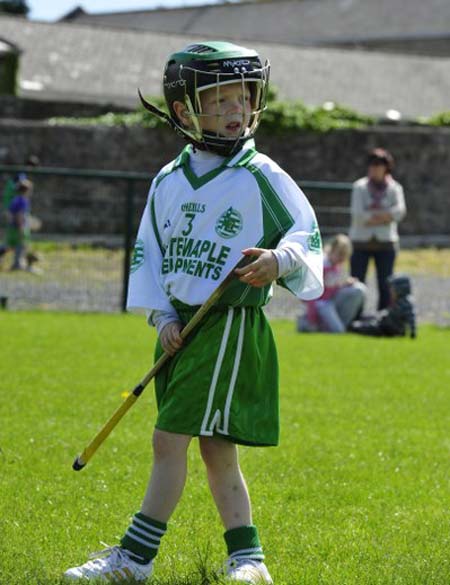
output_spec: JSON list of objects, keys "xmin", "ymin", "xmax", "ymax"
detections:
[
  {"xmin": 199, "ymin": 436, "xmax": 252, "ymax": 529},
  {"xmin": 141, "ymin": 429, "xmax": 192, "ymax": 523},
  {"xmin": 63, "ymin": 428, "xmax": 191, "ymax": 579}
]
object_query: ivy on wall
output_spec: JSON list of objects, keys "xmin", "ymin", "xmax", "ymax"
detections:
[{"xmin": 425, "ymin": 111, "xmax": 450, "ymax": 126}]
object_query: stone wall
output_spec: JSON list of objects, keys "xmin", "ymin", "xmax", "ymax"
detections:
[
  {"xmin": 0, "ymin": 120, "xmax": 449, "ymax": 238},
  {"xmin": 0, "ymin": 96, "xmax": 133, "ymax": 120}
]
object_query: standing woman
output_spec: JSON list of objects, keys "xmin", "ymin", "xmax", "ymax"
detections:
[{"xmin": 349, "ymin": 148, "xmax": 406, "ymax": 310}]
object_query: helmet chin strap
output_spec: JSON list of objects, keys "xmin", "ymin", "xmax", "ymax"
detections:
[
  {"xmin": 138, "ymin": 89, "xmax": 184, "ymax": 137},
  {"xmin": 138, "ymin": 89, "xmax": 206, "ymax": 147}
]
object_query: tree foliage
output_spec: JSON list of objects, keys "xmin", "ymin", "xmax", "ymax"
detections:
[{"xmin": 0, "ymin": 0, "xmax": 29, "ymax": 16}]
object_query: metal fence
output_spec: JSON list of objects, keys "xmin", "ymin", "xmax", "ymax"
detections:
[{"xmin": 0, "ymin": 164, "xmax": 352, "ymax": 312}]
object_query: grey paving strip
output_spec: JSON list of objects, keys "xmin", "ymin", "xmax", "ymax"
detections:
[{"xmin": 1, "ymin": 270, "xmax": 448, "ymax": 327}]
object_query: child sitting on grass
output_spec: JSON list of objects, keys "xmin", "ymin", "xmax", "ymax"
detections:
[{"xmin": 298, "ymin": 233, "xmax": 366, "ymax": 333}]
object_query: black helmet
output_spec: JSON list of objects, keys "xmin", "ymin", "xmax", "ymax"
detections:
[{"xmin": 140, "ymin": 41, "xmax": 270, "ymax": 156}]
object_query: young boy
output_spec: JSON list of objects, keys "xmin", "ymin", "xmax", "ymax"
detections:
[
  {"xmin": 65, "ymin": 41, "xmax": 324, "ymax": 584},
  {"xmin": 0, "ymin": 178, "xmax": 33, "ymax": 270}
]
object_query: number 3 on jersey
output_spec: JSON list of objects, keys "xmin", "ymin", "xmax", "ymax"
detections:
[{"xmin": 182, "ymin": 212, "xmax": 195, "ymax": 236}]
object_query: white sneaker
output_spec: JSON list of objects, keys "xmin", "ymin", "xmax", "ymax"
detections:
[
  {"xmin": 226, "ymin": 558, "xmax": 273, "ymax": 584},
  {"xmin": 64, "ymin": 545, "xmax": 153, "ymax": 582}
]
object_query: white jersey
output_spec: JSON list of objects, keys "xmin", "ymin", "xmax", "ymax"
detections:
[{"xmin": 127, "ymin": 140, "xmax": 323, "ymax": 314}]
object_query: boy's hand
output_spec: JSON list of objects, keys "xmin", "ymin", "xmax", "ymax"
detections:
[
  {"xmin": 160, "ymin": 321, "xmax": 184, "ymax": 355},
  {"xmin": 235, "ymin": 248, "xmax": 278, "ymax": 287}
]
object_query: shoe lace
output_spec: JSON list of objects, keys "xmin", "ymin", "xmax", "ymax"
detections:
[
  {"xmin": 225, "ymin": 556, "xmax": 260, "ymax": 573},
  {"xmin": 225, "ymin": 557, "xmax": 238, "ymax": 572},
  {"xmin": 87, "ymin": 543, "xmax": 125, "ymax": 570}
]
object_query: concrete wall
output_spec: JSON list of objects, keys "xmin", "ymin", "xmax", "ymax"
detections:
[
  {"xmin": 322, "ymin": 37, "xmax": 450, "ymax": 58},
  {"xmin": 0, "ymin": 120, "xmax": 449, "ymax": 238}
]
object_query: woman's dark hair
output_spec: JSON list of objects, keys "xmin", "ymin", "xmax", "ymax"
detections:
[{"xmin": 367, "ymin": 148, "xmax": 394, "ymax": 172}]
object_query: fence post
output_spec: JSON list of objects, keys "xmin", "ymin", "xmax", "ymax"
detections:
[{"xmin": 121, "ymin": 179, "xmax": 135, "ymax": 312}]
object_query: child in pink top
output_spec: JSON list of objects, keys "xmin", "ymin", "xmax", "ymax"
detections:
[{"xmin": 299, "ymin": 234, "xmax": 366, "ymax": 333}]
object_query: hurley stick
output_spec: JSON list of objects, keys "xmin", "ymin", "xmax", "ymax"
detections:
[{"xmin": 72, "ymin": 256, "xmax": 246, "ymax": 471}]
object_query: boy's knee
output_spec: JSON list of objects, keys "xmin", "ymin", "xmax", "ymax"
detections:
[
  {"xmin": 199, "ymin": 437, "xmax": 220, "ymax": 466},
  {"xmin": 199, "ymin": 437, "xmax": 235, "ymax": 470},
  {"xmin": 152, "ymin": 429, "xmax": 189, "ymax": 460}
]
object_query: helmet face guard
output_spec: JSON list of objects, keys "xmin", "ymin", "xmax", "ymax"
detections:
[
  {"xmin": 141, "ymin": 42, "xmax": 270, "ymax": 156},
  {"xmin": 169, "ymin": 62, "xmax": 270, "ymax": 156}
]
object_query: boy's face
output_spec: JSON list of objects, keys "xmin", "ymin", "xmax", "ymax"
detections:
[
  {"xmin": 17, "ymin": 181, "xmax": 32, "ymax": 197},
  {"xmin": 198, "ymin": 82, "xmax": 252, "ymax": 137},
  {"xmin": 173, "ymin": 81, "xmax": 252, "ymax": 139}
]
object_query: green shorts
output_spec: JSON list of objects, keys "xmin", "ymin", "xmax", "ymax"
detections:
[{"xmin": 154, "ymin": 305, "xmax": 279, "ymax": 447}]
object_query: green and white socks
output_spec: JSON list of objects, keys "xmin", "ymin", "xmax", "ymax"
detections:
[
  {"xmin": 120, "ymin": 512, "xmax": 167, "ymax": 565},
  {"xmin": 224, "ymin": 525, "xmax": 265, "ymax": 563},
  {"xmin": 121, "ymin": 516, "xmax": 264, "ymax": 567}
]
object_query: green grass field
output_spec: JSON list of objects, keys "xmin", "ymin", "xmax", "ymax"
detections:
[{"xmin": 0, "ymin": 313, "xmax": 449, "ymax": 585}]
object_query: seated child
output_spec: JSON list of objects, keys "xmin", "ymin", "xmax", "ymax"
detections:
[
  {"xmin": 349, "ymin": 274, "xmax": 417, "ymax": 338},
  {"xmin": 298, "ymin": 233, "xmax": 366, "ymax": 333}
]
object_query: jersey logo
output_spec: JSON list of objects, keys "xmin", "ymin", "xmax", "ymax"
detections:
[
  {"xmin": 215, "ymin": 207, "xmax": 243, "ymax": 239},
  {"xmin": 181, "ymin": 202, "xmax": 206, "ymax": 213},
  {"xmin": 130, "ymin": 238, "xmax": 145, "ymax": 273},
  {"xmin": 307, "ymin": 221, "xmax": 322, "ymax": 253}
]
